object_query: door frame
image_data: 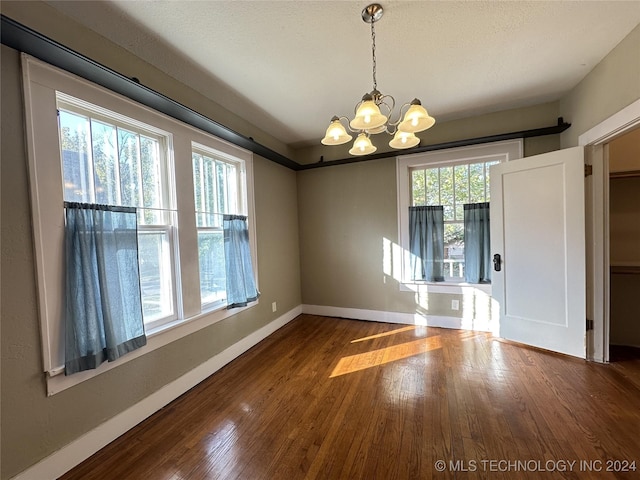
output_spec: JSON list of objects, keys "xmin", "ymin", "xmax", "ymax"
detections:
[{"xmin": 579, "ymin": 98, "xmax": 640, "ymax": 362}]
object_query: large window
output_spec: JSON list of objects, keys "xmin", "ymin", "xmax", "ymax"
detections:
[
  {"xmin": 397, "ymin": 140, "xmax": 523, "ymax": 288},
  {"xmin": 410, "ymin": 159, "xmax": 497, "ymax": 280},
  {"xmin": 22, "ymin": 55, "xmax": 257, "ymax": 394},
  {"xmin": 57, "ymin": 95, "xmax": 176, "ymax": 328},
  {"xmin": 192, "ymin": 146, "xmax": 245, "ymax": 307}
]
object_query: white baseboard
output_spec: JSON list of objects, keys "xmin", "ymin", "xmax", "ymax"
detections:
[
  {"xmin": 302, "ymin": 304, "xmax": 493, "ymax": 331},
  {"xmin": 11, "ymin": 305, "xmax": 302, "ymax": 480}
]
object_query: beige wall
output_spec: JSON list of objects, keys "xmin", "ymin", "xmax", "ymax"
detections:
[
  {"xmin": 560, "ymin": 24, "xmax": 640, "ymax": 147},
  {"xmin": 297, "ymin": 115, "xmax": 561, "ymax": 316},
  {"xmin": 1, "ymin": 22, "xmax": 301, "ymax": 480},
  {"xmin": 2, "ymin": 2, "xmax": 639, "ymax": 478},
  {"xmin": 298, "ymin": 22, "xmax": 640, "ymax": 331},
  {"xmin": 298, "ymin": 159, "xmax": 414, "ymax": 313}
]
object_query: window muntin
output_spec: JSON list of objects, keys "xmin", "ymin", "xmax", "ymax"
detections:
[
  {"xmin": 192, "ymin": 147, "xmax": 244, "ymax": 308},
  {"xmin": 57, "ymin": 96, "xmax": 177, "ymax": 328},
  {"xmin": 410, "ymin": 159, "xmax": 498, "ymax": 280}
]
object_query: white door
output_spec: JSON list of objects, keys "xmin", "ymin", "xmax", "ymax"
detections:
[{"xmin": 491, "ymin": 147, "xmax": 586, "ymax": 358}]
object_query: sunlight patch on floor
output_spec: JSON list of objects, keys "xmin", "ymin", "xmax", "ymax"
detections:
[
  {"xmin": 350, "ymin": 325, "xmax": 418, "ymax": 343},
  {"xmin": 330, "ymin": 335, "xmax": 442, "ymax": 377}
]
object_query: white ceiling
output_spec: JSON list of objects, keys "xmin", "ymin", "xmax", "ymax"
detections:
[{"xmin": 46, "ymin": 1, "xmax": 640, "ymax": 149}]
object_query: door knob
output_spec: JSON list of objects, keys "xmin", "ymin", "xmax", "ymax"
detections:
[{"xmin": 493, "ymin": 254, "xmax": 502, "ymax": 272}]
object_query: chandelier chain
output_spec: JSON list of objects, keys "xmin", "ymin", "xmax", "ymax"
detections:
[{"xmin": 370, "ymin": 19, "xmax": 377, "ymax": 91}]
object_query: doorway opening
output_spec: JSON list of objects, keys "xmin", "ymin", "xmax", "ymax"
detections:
[
  {"xmin": 581, "ymin": 98, "xmax": 640, "ymax": 363},
  {"xmin": 607, "ymin": 127, "xmax": 640, "ymax": 362}
]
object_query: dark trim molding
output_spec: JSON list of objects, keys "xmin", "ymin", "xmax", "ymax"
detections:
[
  {"xmin": 2, "ymin": 14, "xmax": 570, "ymax": 173},
  {"xmin": 0, "ymin": 14, "xmax": 300, "ymax": 171},
  {"xmin": 299, "ymin": 118, "xmax": 571, "ymax": 170}
]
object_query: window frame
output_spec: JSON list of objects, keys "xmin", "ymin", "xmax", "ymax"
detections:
[
  {"xmin": 410, "ymin": 158, "xmax": 498, "ymax": 282},
  {"xmin": 191, "ymin": 143, "xmax": 248, "ymax": 311},
  {"xmin": 396, "ymin": 140, "xmax": 523, "ymax": 293},
  {"xmin": 56, "ymin": 94, "xmax": 180, "ymax": 329},
  {"xmin": 22, "ymin": 54, "xmax": 258, "ymax": 395}
]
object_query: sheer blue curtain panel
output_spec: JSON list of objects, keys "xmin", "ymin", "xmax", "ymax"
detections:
[
  {"xmin": 223, "ymin": 214, "xmax": 259, "ymax": 308},
  {"xmin": 409, "ymin": 206, "xmax": 445, "ymax": 282},
  {"xmin": 463, "ymin": 202, "xmax": 491, "ymax": 284},
  {"xmin": 64, "ymin": 202, "xmax": 147, "ymax": 375}
]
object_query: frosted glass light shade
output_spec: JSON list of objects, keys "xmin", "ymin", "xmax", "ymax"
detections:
[
  {"xmin": 348, "ymin": 133, "xmax": 377, "ymax": 156},
  {"xmin": 350, "ymin": 99, "xmax": 388, "ymax": 131},
  {"xmin": 321, "ymin": 118, "xmax": 352, "ymax": 145},
  {"xmin": 389, "ymin": 130, "xmax": 420, "ymax": 149},
  {"xmin": 398, "ymin": 100, "xmax": 435, "ymax": 133}
]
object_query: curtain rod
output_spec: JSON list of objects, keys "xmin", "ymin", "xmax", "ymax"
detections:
[
  {"xmin": 2, "ymin": 15, "xmax": 570, "ymax": 173},
  {"xmin": 299, "ymin": 118, "xmax": 571, "ymax": 170}
]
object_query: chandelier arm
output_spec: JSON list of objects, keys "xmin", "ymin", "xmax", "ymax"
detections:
[
  {"xmin": 345, "ymin": 123, "xmax": 362, "ymax": 134},
  {"xmin": 376, "ymin": 94, "xmax": 395, "ymax": 114},
  {"xmin": 387, "ymin": 101, "xmax": 413, "ymax": 127},
  {"xmin": 333, "ymin": 115, "xmax": 360, "ymax": 134}
]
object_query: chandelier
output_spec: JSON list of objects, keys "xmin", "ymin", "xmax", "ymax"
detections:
[{"xmin": 321, "ymin": 3, "xmax": 435, "ymax": 156}]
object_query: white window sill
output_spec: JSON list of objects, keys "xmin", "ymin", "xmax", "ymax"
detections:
[
  {"xmin": 45, "ymin": 299, "xmax": 259, "ymax": 396},
  {"xmin": 399, "ymin": 281, "xmax": 492, "ymax": 295}
]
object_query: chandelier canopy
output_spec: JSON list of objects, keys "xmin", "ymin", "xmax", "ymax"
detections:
[{"xmin": 321, "ymin": 3, "xmax": 435, "ymax": 156}]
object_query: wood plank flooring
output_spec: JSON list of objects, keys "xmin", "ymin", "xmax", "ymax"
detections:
[{"xmin": 60, "ymin": 315, "xmax": 640, "ymax": 479}]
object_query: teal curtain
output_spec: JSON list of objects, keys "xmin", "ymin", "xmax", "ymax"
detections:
[
  {"xmin": 464, "ymin": 202, "xmax": 491, "ymax": 284},
  {"xmin": 409, "ymin": 206, "xmax": 444, "ymax": 282},
  {"xmin": 223, "ymin": 214, "xmax": 259, "ymax": 308},
  {"xmin": 64, "ymin": 203, "xmax": 146, "ymax": 375}
]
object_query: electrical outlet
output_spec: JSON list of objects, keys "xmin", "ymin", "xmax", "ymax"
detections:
[
  {"xmin": 451, "ymin": 299, "xmax": 460, "ymax": 311},
  {"xmin": 272, "ymin": 302, "xmax": 277, "ymax": 313}
]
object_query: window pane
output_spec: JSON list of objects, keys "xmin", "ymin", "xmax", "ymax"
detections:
[
  {"xmin": 444, "ymin": 223, "xmax": 464, "ymax": 279},
  {"xmin": 469, "ymin": 162, "xmax": 486, "ymax": 203},
  {"xmin": 198, "ymin": 230, "xmax": 226, "ymax": 305},
  {"xmin": 411, "ymin": 170, "xmax": 426, "ymax": 206},
  {"xmin": 91, "ymin": 120, "xmax": 119, "ymax": 205},
  {"xmin": 454, "ymin": 164, "xmax": 469, "ymax": 220},
  {"xmin": 192, "ymin": 153, "xmax": 205, "ymax": 227},
  {"xmin": 454, "ymin": 204, "xmax": 464, "ymax": 221},
  {"xmin": 439, "ymin": 166, "xmax": 454, "ymax": 220},
  {"xmin": 216, "ymin": 161, "xmax": 227, "ymax": 214},
  {"xmin": 425, "ymin": 169, "xmax": 439, "ymax": 205},
  {"xmin": 138, "ymin": 230, "xmax": 174, "ymax": 322},
  {"xmin": 118, "ymin": 128, "xmax": 141, "ymax": 207},
  {"xmin": 140, "ymin": 136, "xmax": 161, "ymax": 209},
  {"xmin": 136, "ymin": 208, "xmax": 168, "ymax": 227},
  {"xmin": 60, "ymin": 110, "xmax": 93, "ymax": 203},
  {"xmin": 226, "ymin": 163, "xmax": 238, "ymax": 214},
  {"xmin": 193, "ymin": 153, "xmax": 228, "ymax": 228},
  {"xmin": 204, "ymin": 157, "xmax": 216, "ymax": 215}
]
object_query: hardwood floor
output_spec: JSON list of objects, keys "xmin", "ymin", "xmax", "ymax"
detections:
[{"xmin": 60, "ymin": 315, "xmax": 640, "ymax": 479}]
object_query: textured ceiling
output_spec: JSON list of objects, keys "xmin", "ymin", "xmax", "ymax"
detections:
[{"xmin": 46, "ymin": 1, "xmax": 640, "ymax": 149}]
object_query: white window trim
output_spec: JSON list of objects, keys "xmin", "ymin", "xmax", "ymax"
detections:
[
  {"xmin": 396, "ymin": 140, "xmax": 523, "ymax": 294},
  {"xmin": 21, "ymin": 54, "xmax": 258, "ymax": 395}
]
